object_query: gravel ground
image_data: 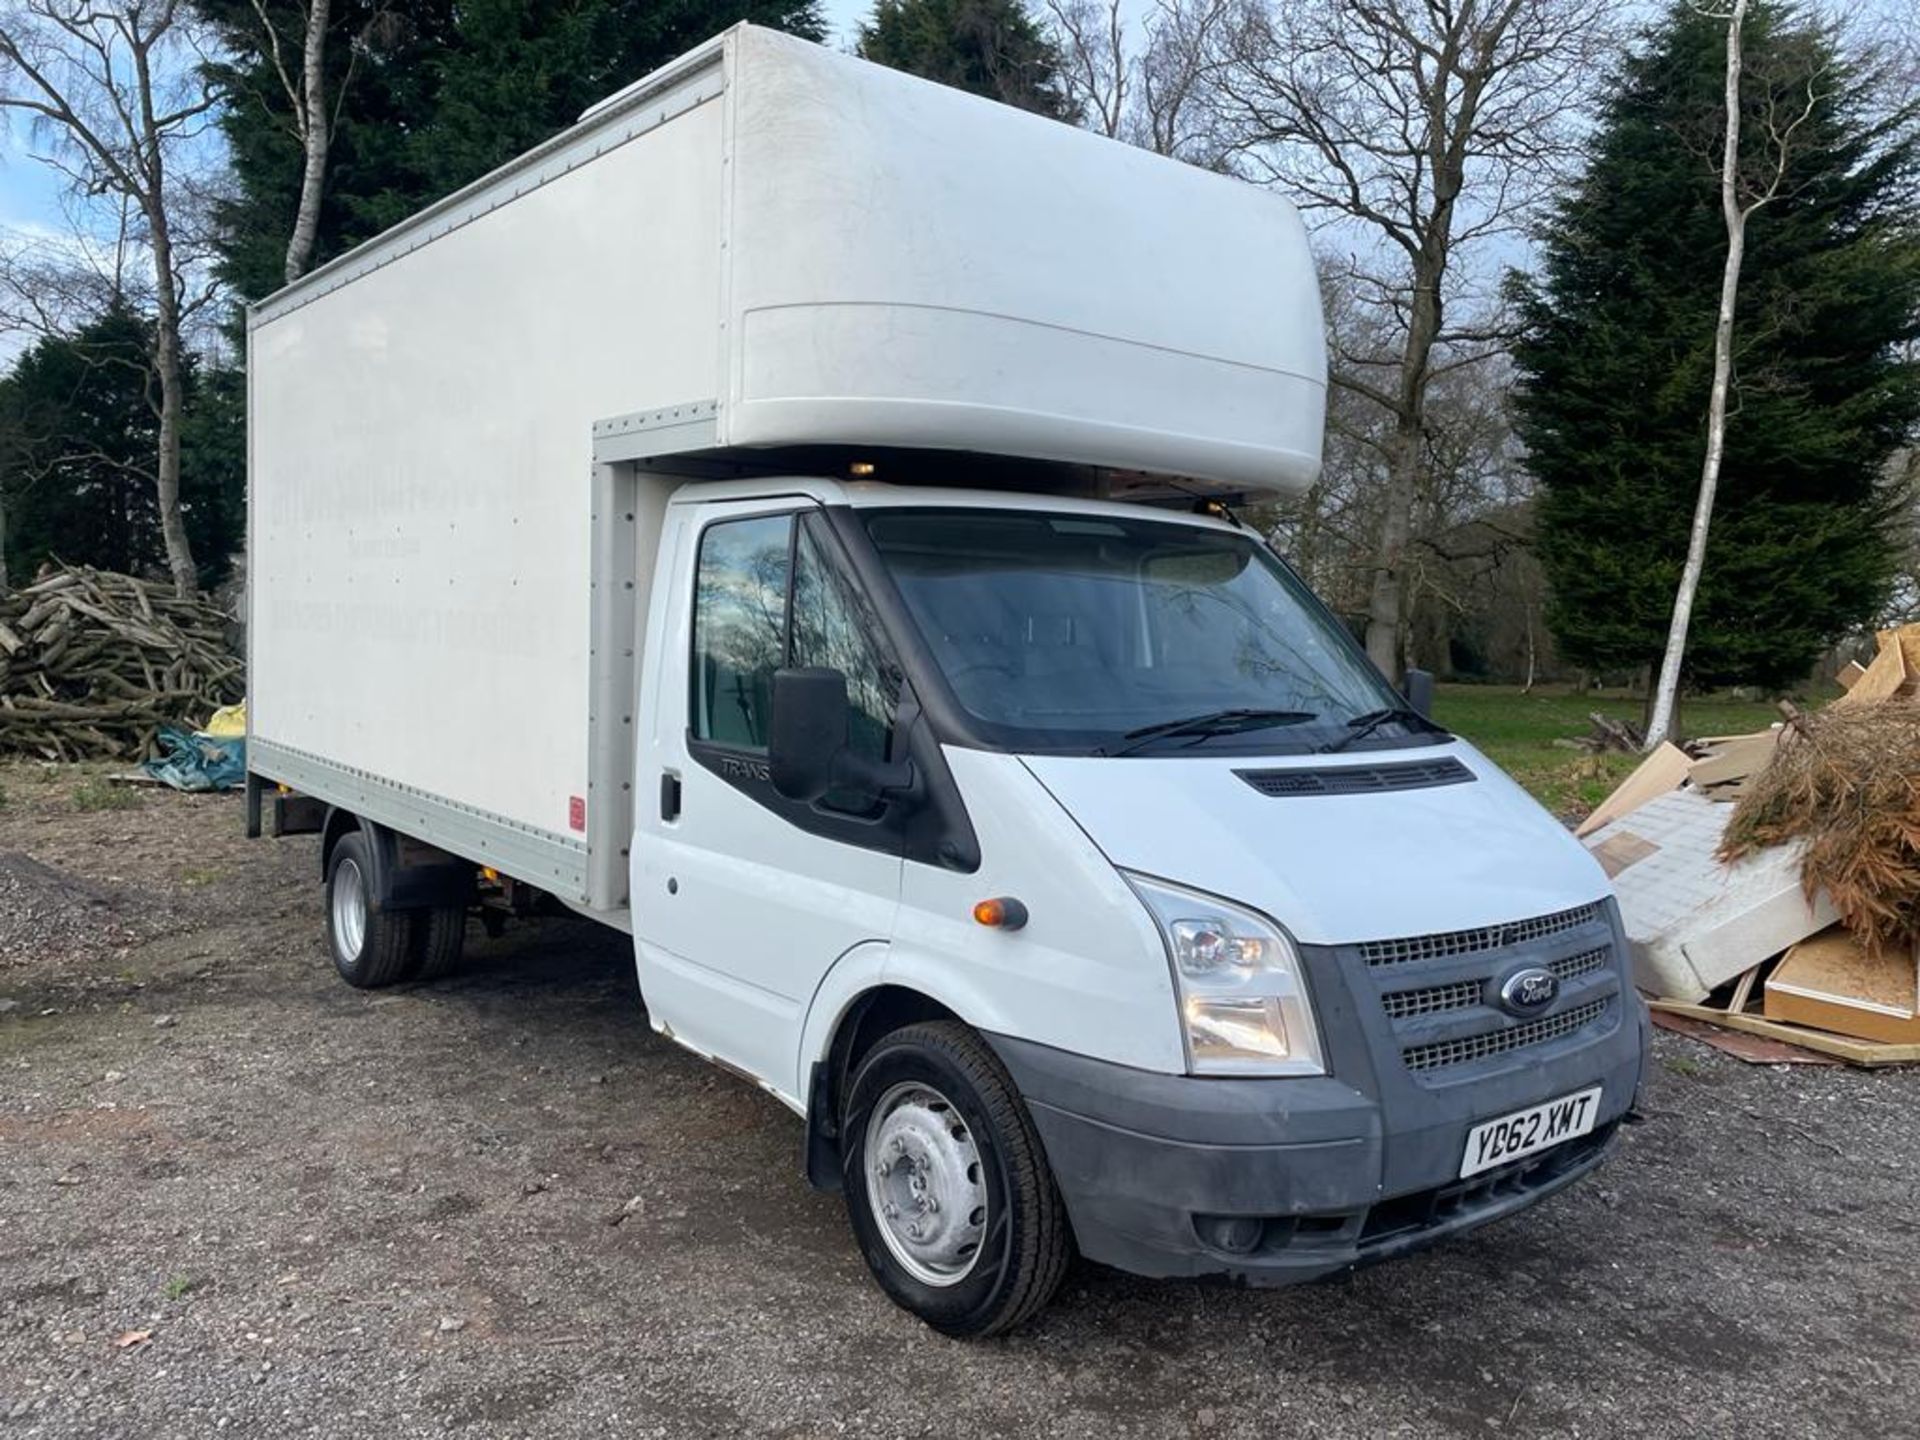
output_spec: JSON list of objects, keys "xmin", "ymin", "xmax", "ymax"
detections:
[{"xmin": 1, "ymin": 761, "xmax": 1916, "ymax": 1439}]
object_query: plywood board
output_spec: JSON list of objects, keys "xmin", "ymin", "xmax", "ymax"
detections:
[
  {"xmin": 1765, "ymin": 926, "xmax": 1920, "ymax": 1045},
  {"xmin": 1574, "ymin": 741, "xmax": 1692, "ymax": 838},
  {"xmin": 1648, "ymin": 1000, "xmax": 1920, "ymax": 1066},
  {"xmin": 1832, "ymin": 627, "xmax": 1914, "ymax": 709},
  {"xmin": 1686, "ymin": 730, "xmax": 1778, "ymax": 792},
  {"xmin": 1649, "ymin": 1007, "xmax": 1839, "ymax": 1065}
]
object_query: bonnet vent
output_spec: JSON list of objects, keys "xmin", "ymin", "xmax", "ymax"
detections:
[{"xmin": 1235, "ymin": 757, "xmax": 1476, "ymax": 797}]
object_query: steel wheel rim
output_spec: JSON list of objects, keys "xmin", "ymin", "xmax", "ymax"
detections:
[
  {"xmin": 863, "ymin": 1080, "xmax": 989, "ymax": 1287},
  {"xmin": 332, "ymin": 857, "xmax": 368, "ymax": 963}
]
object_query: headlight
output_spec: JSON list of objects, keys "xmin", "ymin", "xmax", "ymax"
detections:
[{"xmin": 1125, "ymin": 873, "xmax": 1324, "ymax": 1077}]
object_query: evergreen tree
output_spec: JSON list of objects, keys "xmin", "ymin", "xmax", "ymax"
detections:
[
  {"xmin": 198, "ymin": 0, "xmax": 826, "ymax": 307},
  {"xmin": 411, "ymin": 0, "xmax": 825, "ymax": 199},
  {"xmin": 1510, "ymin": 2, "xmax": 1920, "ymax": 690},
  {"xmin": 197, "ymin": 2, "xmax": 453, "ymax": 306},
  {"xmin": 0, "ymin": 307, "xmax": 241, "ymax": 585},
  {"xmin": 858, "ymin": 0, "xmax": 1076, "ymax": 120}
]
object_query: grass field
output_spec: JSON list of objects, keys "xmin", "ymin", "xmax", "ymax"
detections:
[{"xmin": 1432, "ymin": 683, "xmax": 1803, "ymax": 820}]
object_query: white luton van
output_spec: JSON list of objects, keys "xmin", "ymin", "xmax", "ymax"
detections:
[{"xmin": 247, "ymin": 24, "xmax": 1646, "ymax": 1335}]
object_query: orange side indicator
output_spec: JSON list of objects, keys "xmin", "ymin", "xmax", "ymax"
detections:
[{"xmin": 972, "ymin": 897, "xmax": 1029, "ymax": 931}]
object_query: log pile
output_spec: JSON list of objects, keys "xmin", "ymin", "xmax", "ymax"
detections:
[{"xmin": 0, "ymin": 565, "xmax": 243, "ymax": 761}]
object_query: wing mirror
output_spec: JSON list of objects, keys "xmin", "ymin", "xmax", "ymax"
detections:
[
  {"xmin": 769, "ymin": 667, "xmax": 914, "ymax": 806},
  {"xmin": 1404, "ymin": 667, "xmax": 1435, "ymax": 720}
]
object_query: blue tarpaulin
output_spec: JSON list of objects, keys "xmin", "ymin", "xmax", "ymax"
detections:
[{"xmin": 141, "ymin": 726, "xmax": 247, "ymax": 792}]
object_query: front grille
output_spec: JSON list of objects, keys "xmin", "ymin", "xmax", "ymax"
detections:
[
  {"xmin": 1401, "ymin": 997, "xmax": 1611, "ymax": 1074},
  {"xmin": 1380, "ymin": 945, "xmax": 1612, "ymax": 1021},
  {"xmin": 1381, "ymin": 978, "xmax": 1483, "ymax": 1020},
  {"xmin": 1360, "ymin": 902, "xmax": 1603, "ymax": 968},
  {"xmin": 1552, "ymin": 946, "xmax": 1609, "ymax": 983},
  {"xmin": 1236, "ymin": 757, "xmax": 1474, "ymax": 798}
]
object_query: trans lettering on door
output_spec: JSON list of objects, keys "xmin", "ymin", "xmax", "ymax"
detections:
[{"xmin": 1471, "ymin": 1091, "xmax": 1596, "ymax": 1170}]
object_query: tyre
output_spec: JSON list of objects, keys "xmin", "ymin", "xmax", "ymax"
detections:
[
  {"xmin": 324, "ymin": 832, "xmax": 415, "ymax": 989},
  {"xmin": 407, "ymin": 905, "xmax": 467, "ymax": 981},
  {"xmin": 840, "ymin": 1020, "xmax": 1071, "ymax": 1337}
]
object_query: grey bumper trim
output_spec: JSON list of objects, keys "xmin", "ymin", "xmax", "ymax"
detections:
[{"xmin": 986, "ymin": 1025, "xmax": 1642, "ymax": 1285}]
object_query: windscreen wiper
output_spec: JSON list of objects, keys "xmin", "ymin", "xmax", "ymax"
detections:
[
  {"xmin": 1102, "ymin": 708, "xmax": 1317, "ymax": 758},
  {"xmin": 1319, "ymin": 705, "xmax": 1448, "ymax": 754}
]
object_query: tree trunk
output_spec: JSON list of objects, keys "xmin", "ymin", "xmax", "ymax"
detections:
[
  {"xmin": 1363, "ymin": 256, "xmax": 1443, "ymax": 683},
  {"xmin": 151, "ymin": 268, "xmax": 196, "ymax": 597},
  {"xmin": 1646, "ymin": 0, "xmax": 1747, "ymax": 749},
  {"xmin": 130, "ymin": 32, "xmax": 198, "ymax": 598},
  {"xmin": 284, "ymin": 0, "xmax": 331, "ymax": 284}
]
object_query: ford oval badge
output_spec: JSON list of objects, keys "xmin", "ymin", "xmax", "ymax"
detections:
[{"xmin": 1496, "ymin": 967, "xmax": 1559, "ymax": 1017}]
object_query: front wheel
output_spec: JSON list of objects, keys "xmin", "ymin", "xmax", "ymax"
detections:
[{"xmin": 841, "ymin": 1021, "xmax": 1071, "ymax": 1337}]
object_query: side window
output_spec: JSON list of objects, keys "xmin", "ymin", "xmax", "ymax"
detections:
[
  {"xmin": 691, "ymin": 514, "xmax": 792, "ymax": 749},
  {"xmin": 791, "ymin": 514, "xmax": 901, "ymax": 764}
]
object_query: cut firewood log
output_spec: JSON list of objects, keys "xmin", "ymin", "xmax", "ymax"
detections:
[{"xmin": 0, "ymin": 561, "xmax": 243, "ymax": 760}]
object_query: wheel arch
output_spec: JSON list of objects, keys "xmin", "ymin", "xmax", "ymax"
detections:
[
  {"xmin": 800, "ymin": 945, "xmax": 1026, "ymax": 1193},
  {"xmin": 319, "ymin": 809, "xmax": 473, "ymax": 911},
  {"xmin": 319, "ymin": 806, "xmax": 366, "ymax": 883},
  {"xmin": 804, "ymin": 981, "xmax": 965, "ymax": 1192}
]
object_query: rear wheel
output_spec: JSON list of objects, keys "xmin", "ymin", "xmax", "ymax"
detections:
[
  {"xmin": 325, "ymin": 832, "xmax": 415, "ymax": 989},
  {"xmin": 407, "ymin": 905, "xmax": 467, "ymax": 981},
  {"xmin": 840, "ymin": 1020, "xmax": 1070, "ymax": 1337}
]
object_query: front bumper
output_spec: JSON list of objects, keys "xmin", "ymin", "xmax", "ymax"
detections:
[{"xmin": 985, "ymin": 978, "xmax": 1647, "ymax": 1285}]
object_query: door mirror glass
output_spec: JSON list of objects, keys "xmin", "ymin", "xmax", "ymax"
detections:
[
  {"xmin": 770, "ymin": 667, "xmax": 852, "ymax": 803},
  {"xmin": 1404, "ymin": 667, "xmax": 1435, "ymax": 720}
]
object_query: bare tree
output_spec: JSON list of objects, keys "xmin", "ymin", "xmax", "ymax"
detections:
[
  {"xmin": 1044, "ymin": 0, "xmax": 1127, "ymax": 137},
  {"xmin": 1042, "ymin": 0, "xmax": 1235, "ymax": 160},
  {"xmin": 1205, "ymin": 0, "xmax": 1614, "ymax": 682},
  {"xmin": 1644, "ymin": 0, "xmax": 1830, "ymax": 747},
  {"xmin": 0, "ymin": 0, "xmax": 221, "ymax": 595},
  {"xmin": 246, "ymin": 0, "xmax": 332, "ymax": 284},
  {"xmin": 1135, "ymin": 0, "xmax": 1234, "ymax": 161}
]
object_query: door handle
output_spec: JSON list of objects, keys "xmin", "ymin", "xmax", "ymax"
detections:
[{"xmin": 660, "ymin": 772, "xmax": 681, "ymax": 822}]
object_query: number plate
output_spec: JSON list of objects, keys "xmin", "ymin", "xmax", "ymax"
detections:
[{"xmin": 1460, "ymin": 1086, "xmax": 1602, "ymax": 1179}]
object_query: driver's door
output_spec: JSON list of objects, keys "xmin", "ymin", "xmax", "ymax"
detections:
[{"xmin": 630, "ymin": 499, "xmax": 906, "ymax": 1101}]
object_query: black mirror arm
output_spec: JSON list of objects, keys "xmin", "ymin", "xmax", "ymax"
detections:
[{"xmin": 829, "ymin": 749, "xmax": 917, "ymax": 802}]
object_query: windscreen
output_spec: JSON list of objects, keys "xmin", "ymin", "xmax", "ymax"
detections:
[{"xmin": 861, "ymin": 508, "xmax": 1414, "ymax": 755}]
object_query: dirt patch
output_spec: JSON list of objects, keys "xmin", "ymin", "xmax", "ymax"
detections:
[{"xmin": 1, "ymin": 759, "xmax": 1917, "ymax": 1438}]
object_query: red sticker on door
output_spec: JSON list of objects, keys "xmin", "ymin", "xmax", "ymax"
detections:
[{"xmin": 568, "ymin": 795, "xmax": 586, "ymax": 832}]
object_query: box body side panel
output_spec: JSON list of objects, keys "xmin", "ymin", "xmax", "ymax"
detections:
[{"xmin": 250, "ymin": 94, "xmax": 724, "ymax": 845}]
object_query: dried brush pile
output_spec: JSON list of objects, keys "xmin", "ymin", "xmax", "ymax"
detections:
[
  {"xmin": 0, "ymin": 565, "xmax": 243, "ymax": 761},
  {"xmin": 1719, "ymin": 700, "xmax": 1920, "ymax": 956}
]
